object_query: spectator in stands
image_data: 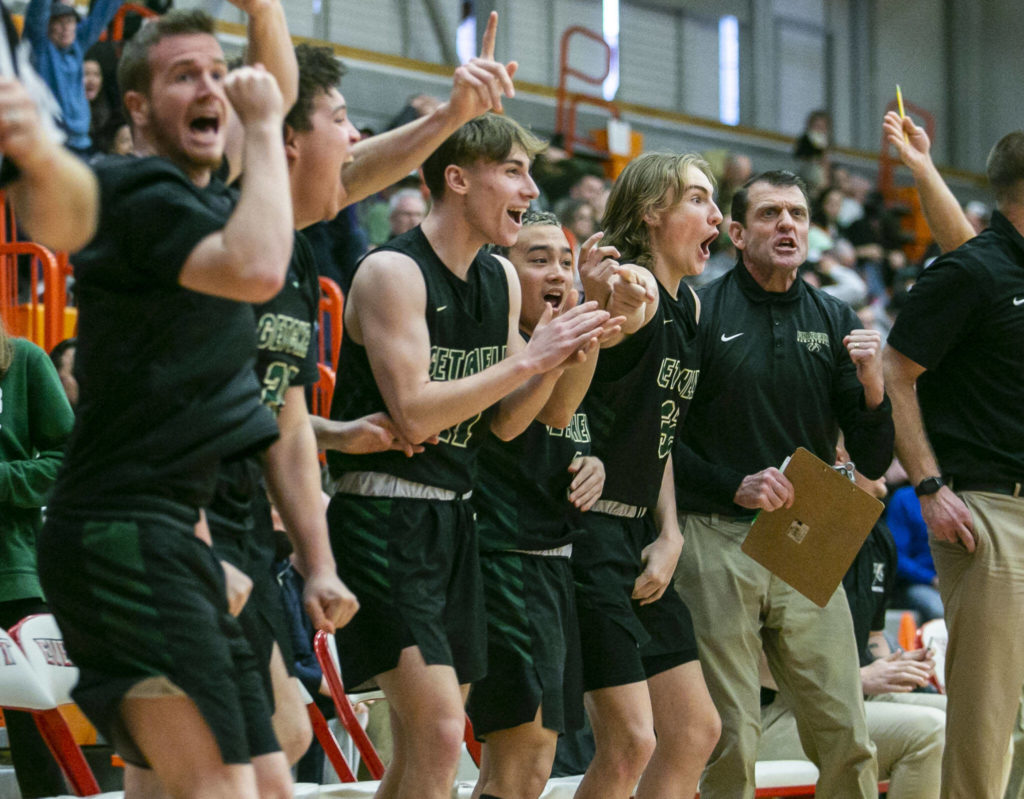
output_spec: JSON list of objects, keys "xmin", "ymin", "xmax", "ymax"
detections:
[
  {"xmin": 886, "ymin": 484, "xmax": 944, "ymax": 622},
  {"xmin": 23, "ymin": 0, "xmax": 126, "ymax": 155},
  {"xmin": 48, "ymin": 337, "xmax": 77, "ymax": 408},
  {"xmin": 83, "ymin": 56, "xmax": 125, "ymax": 155},
  {"xmin": 793, "ymin": 109, "xmax": 831, "ymax": 192},
  {"xmin": 716, "ymin": 152, "xmax": 752, "ymax": 220},
  {"xmin": 555, "ymin": 196, "xmax": 596, "ymax": 248},
  {"xmin": 0, "ymin": 316, "xmax": 76, "ymax": 798},
  {"xmin": 387, "ymin": 187, "xmax": 426, "ymax": 240}
]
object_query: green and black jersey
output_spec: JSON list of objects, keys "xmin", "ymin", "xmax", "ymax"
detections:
[
  {"xmin": 50, "ymin": 156, "xmax": 278, "ymax": 514},
  {"xmin": 475, "ymin": 405, "xmax": 592, "ymax": 552},
  {"xmin": 252, "ymin": 230, "xmax": 320, "ymax": 413},
  {"xmin": 584, "ymin": 280, "xmax": 700, "ymax": 509},
  {"xmin": 328, "ymin": 226, "xmax": 510, "ymax": 494}
]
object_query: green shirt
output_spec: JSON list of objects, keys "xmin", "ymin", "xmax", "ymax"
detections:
[{"xmin": 0, "ymin": 337, "xmax": 74, "ymax": 601}]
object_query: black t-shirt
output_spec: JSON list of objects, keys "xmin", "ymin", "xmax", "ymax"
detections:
[
  {"xmin": 887, "ymin": 211, "xmax": 1024, "ymax": 483},
  {"xmin": 253, "ymin": 230, "xmax": 321, "ymax": 413},
  {"xmin": 842, "ymin": 521, "xmax": 897, "ymax": 667},
  {"xmin": 674, "ymin": 262, "xmax": 894, "ymax": 515},
  {"xmin": 50, "ymin": 156, "xmax": 278, "ymax": 513},
  {"xmin": 584, "ymin": 279, "xmax": 700, "ymax": 509},
  {"xmin": 328, "ymin": 226, "xmax": 510, "ymax": 494}
]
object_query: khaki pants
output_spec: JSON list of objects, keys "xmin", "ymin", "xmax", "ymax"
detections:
[
  {"xmin": 932, "ymin": 491, "xmax": 1024, "ymax": 799},
  {"xmin": 675, "ymin": 514, "xmax": 877, "ymax": 799},
  {"xmin": 760, "ymin": 692, "xmax": 945, "ymax": 799}
]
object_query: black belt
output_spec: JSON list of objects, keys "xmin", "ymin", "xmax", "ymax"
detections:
[{"xmin": 948, "ymin": 477, "xmax": 1024, "ymax": 498}]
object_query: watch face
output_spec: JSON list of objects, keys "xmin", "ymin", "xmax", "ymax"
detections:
[{"xmin": 916, "ymin": 477, "xmax": 943, "ymax": 497}]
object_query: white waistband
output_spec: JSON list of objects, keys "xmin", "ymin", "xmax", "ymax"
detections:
[
  {"xmin": 334, "ymin": 471, "xmax": 472, "ymax": 501},
  {"xmin": 508, "ymin": 544, "xmax": 573, "ymax": 558},
  {"xmin": 592, "ymin": 499, "xmax": 648, "ymax": 519}
]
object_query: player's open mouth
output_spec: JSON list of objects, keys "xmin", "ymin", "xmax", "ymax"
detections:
[
  {"xmin": 507, "ymin": 208, "xmax": 526, "ymax": 225},
  {"xmin": 700, "ymin": 232, "xmax": 718, "ymax": 258},
  {"xmin": 543, "ymin": 288, "xmax": 564, "ymax": 309},
  {"xmin": 775, "ymin": 236, "xmax": 798, "ymax": 253},
  {"xmin": 189, "ymin": 115, "xmax": 220, "ymax": 136}
]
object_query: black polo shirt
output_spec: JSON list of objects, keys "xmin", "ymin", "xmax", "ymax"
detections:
[
  {"xmin": 674, "ymin": 261, "xmax": 894, "ymax": 516},
  {"xmin": 887, "ymin": 210, "xmax": 1024, "ymax": 484}
]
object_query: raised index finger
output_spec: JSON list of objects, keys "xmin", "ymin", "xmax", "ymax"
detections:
[{"xmin": 480, "ymin": 11, "xmax": 498, "ymax": 61}]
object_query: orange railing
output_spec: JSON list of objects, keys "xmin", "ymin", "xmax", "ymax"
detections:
[
  {"xmin": 99, "ymin": 3, "xmax": 159, "ymax": 47},
  {"xmin": 555, "ymin": 26, "xmax": 620, "ymax": 158}
]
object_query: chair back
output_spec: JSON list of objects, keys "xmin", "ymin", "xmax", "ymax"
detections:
[
  {"xmin": 2, "ymin": 619, "xmax": 101, "ymax": 796},
  {"xmin": 10, "ymin": 614, "xmax": 78, "ymax": 704},
  {"xmin": 313, "ymin": 631, "xmax": 387, "ymax": 779},
  {"xmin": 0, "ymin": 628, "xmax": 57, "ymax": 712}
]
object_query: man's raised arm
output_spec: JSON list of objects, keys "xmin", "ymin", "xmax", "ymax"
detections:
[
  {"xmin": 883, "ymin": 111, "xmax": 975, "ymax": 253},
  {"xmin": 340, "ymin": 11, "xmax": 516, "ymax": 205},
  {"xmin": 223, "ymin": 0, "xmax": 297, "ymax": 183},
  {"xmin": 180, "ymin": 66, "xmax": 292, "ymax": 302}
]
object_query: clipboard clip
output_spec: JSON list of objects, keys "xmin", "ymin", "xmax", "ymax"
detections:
[{"xmin": 834, "ymin": 461, "xmax": 856, "ymax": 483}]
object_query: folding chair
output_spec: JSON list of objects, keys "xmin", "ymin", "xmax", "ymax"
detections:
[
  {"xmin": 295, "ymin": 678, "xmax": 359, "ymax": 782},
  {"xmin": 916, "ymin": 617, "xmax": 948, "ymax": 693},
  {"xmin": 313, "ymin": 631, "xmax": 387, "ymax": 780},
  {"xmin": 318, "ymin": 276, "xmax": 345, "ymax": 369},
  {"xmin": 0, "ymin": 620, "xmax": 100, "ymax": 796}
]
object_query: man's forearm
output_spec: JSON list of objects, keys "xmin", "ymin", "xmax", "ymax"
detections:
[
  {"xmin": 654, "ymin": 455, "xmax": 681, "ymax": 542},
  {"xmin": 263, "ymin": 400, "xmax": 337, "ymax": 579},
  {"xmin": 884, "ymin": 350, "xmax": 940, "ymax": 484},
  {"xmin": 341, "ymin": 104, "xmax": 461, "ymax": 206},
  {"xmin": 535, "ymin": 347, "xmax": 598, "ymax": 429},
  {"xmin": 244, "ymin": 0, "xmax": 298, "ymax": 110},
  {"xmin": 909, "ymin": 158, "xmax": 975, "ymax": 253},
  {"xmin": 223, "ymin": 121, "xmax": 292, "ymax": 280},
  {"xmin": 8, "ymin": 145, "xmax": 98, "ymax": 252}
]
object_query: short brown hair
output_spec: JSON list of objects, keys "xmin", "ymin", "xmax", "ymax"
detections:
[
  {"xmin": 118, "ymin": 9, "xmax": 217, "ymax": 97},
  {"xmin": 986, "ymin": 131, "xmax": 1024, "ymax": 207},
  {"xmin": 602, "ymin": 152, "xmax": 715, "ymax": 269},
  {"xmin": 421, "ymin": 113, "xmax": 545, "ymax": 201}
]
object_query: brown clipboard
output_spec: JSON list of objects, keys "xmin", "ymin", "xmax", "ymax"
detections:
[{"xmin": 740, "ymin": 447, "xmax": 884, "ymax": 608}]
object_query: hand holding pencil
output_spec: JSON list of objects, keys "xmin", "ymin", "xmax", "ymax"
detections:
[{"xmin": 883, "ymin": 108, "xmax": 932, "ymax": 175}]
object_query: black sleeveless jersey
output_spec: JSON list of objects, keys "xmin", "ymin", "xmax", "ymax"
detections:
[
  {"xmin": 584, "ymin": 280, "xmax": 700, "ymax": 509},
  {"xmin": 475, "ymin": 347, "xmax": 593, "ymax": 551},
  {"xmin": 328, "ymin": 226, "xmax": 510, "ymax": 494}
]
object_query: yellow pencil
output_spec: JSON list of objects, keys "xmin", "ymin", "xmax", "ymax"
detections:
[{"xmin": 896, "ymin": 84, "xmax": 908, "ymax": 144}]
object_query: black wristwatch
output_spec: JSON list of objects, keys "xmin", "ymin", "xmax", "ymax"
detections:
[{"xmin": 915, "ymin": 476, "xmax": 945, "ymax": 497}]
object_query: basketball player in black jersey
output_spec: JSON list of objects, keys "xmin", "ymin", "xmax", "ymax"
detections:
[
  {"xmin": 326, "ymin": 113, "xmax": 617, "ymax": 799},
  {"xmin": 572, "ymin": 153, "xmax": 723, "ymax": 799}
]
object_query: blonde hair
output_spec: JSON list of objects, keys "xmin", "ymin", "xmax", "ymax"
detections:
[
  {"xmin": 601, "ymin": 152, "xmax": 715, "ymax": 269},
  {"xmin": 0, "ymin": 314, "xmax": 12, "ymax": 377}
]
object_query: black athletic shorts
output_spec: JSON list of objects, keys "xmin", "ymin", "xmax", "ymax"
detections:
[
  {"xmin": 467, "ymin": 552, "xmax": 583, "ymax": 738},
  {"xmin": 37, "ymin": 505, "xmax": 280, "ymax": 767},
  {"xmin": 209, "ymin": 485, "xmax": 297, "ymax": 712},
  {"xmin": 572, "ymin": 511, "xmax": 698, "ymax": 691},
  {"xmin": 326, "ymin": 492, "xmax": 486, "ymax": 689}
]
